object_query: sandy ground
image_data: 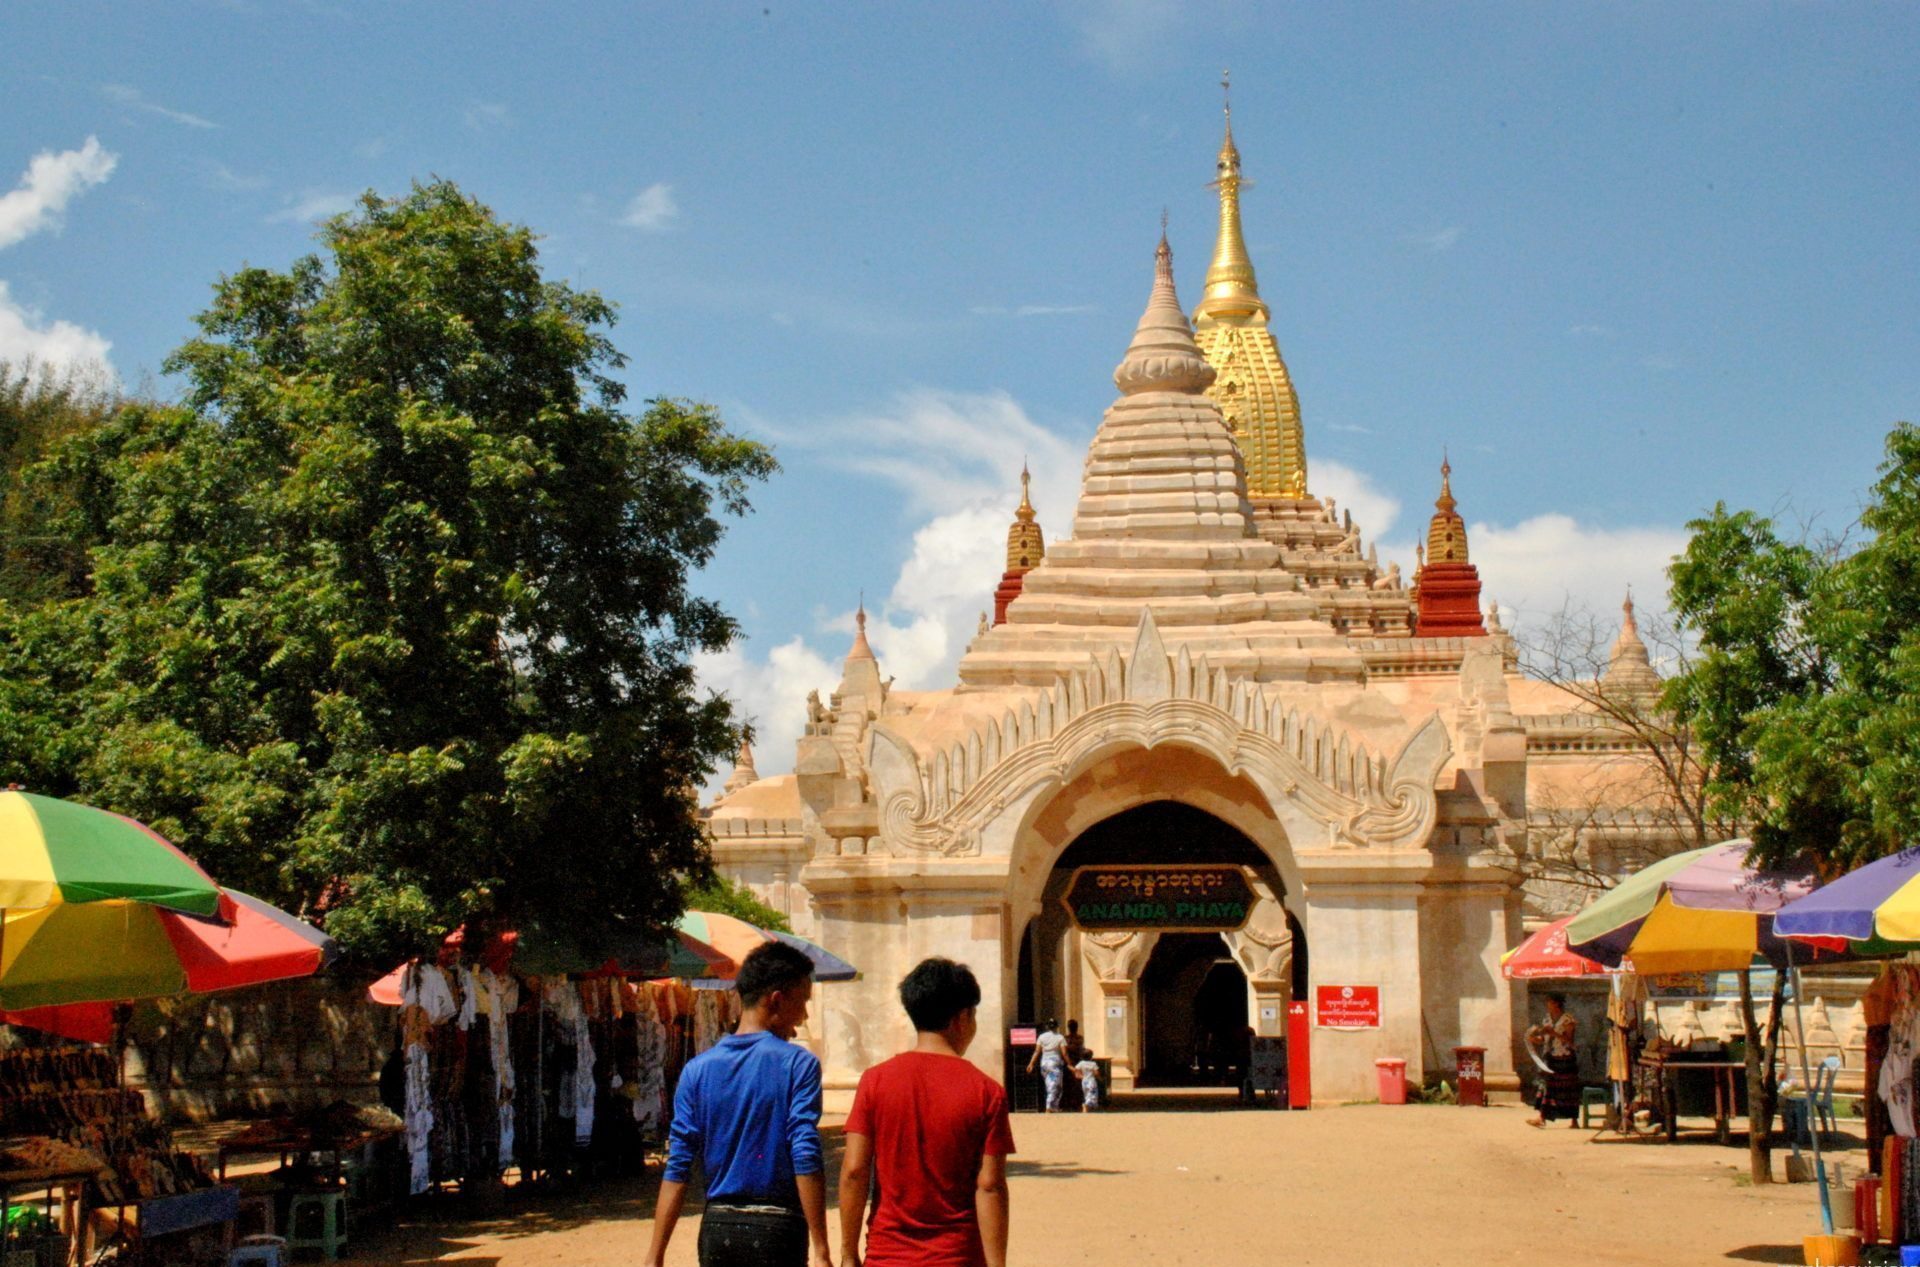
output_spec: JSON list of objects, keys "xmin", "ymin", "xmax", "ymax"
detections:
[{"xmin": 353, "ymin": 1095, "xmax": 1850, "ymax": 1266}]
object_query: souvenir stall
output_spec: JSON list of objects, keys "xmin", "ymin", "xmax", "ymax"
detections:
[
  {"xmin": 384, "ymin": 964, "xmax": 739, "ymax": 1194},
  {"xmin": 0, "ymin": 1046, "xmax": 236, "ymax": 1264}
]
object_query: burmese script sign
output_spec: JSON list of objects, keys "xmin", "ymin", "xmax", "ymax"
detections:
[
  {"xmin": 1315, "ymin": 985, "xmax": 1381, "ymax": 1029},
  {"xmin": 1063, "ymin": 865, "xmax": 1255, "ymax": 932}
]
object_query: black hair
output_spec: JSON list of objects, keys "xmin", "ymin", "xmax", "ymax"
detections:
[
  {"xmin": 735, "ymin": 940, "xmax": 815, "ymax": 1007},
  {"xmin": 1545, "ymin": 992, "xmax": 1567, "ymax": 1008},
  {"xmin": 1067, "ymin": 1020, "xmax": 1080, "ymax": 1035},
  {"xmin": 899, "ymin": 957, "xmax": 982, "ymax": 1033},
  {"xmin": 1044, "ymin": 1017, "xmax": 1060, "ymax": 1032}
]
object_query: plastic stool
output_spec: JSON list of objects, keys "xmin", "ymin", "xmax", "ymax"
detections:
[
  {"xmin": 285, "ymin": 1192, "xmax": 347, "ymax": 1261},
  {"xmin": 1579, "ymin": 1085, "xmax": 1611, "ymax": 1128},
  {"xmin": 230, "ymin": 1235, "xmax": 288, "ymax": 1267}
]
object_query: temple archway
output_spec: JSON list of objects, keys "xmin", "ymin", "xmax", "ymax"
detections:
[{"xmin": 1013, "ymin": 790, "xmax": 1305, "ymax": 1092}]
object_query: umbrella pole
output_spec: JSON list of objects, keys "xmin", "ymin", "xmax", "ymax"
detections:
[{"xmin": 1783, "ymin": 937, "xmax": 1833, "ymax": 1235}]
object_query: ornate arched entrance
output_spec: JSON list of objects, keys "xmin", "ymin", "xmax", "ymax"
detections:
[{"xmin": 1010, "ymin": 768, "xmax": 1307, "ymax": 1091}]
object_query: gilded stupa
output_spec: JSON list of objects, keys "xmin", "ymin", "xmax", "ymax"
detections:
[{"xmin": 1192, "ymin": 77, "xmax": 1308, "ymax": 501}]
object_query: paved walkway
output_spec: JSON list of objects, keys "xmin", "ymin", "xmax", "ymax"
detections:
[{"xmin": 355, "ymin": 1100, "xmax": 1853, "ymax": 1265}]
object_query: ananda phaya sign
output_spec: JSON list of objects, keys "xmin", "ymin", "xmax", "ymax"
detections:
[{"xmin": 1062, "ymin": 865, "xmax": 1255, "ymax": 932}]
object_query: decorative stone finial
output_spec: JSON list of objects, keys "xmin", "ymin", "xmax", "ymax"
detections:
[
  {"xmin": 721, "ymin": 739, "xmax": 759, "ymax": 796},
  {"xmin": 1604, "ymin": 587, "xmax": 1662, "ymax": 698},
  {"xmin": 847, "ymin": 598, "xmax": 874, "ymax": 662},
  {"xmin": 1113, "ymin": 233, "xmax": 1217, "ymax": 397}
]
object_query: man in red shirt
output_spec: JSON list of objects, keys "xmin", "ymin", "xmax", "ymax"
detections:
[{"xmin": 837, "ymin": 957, "xmax": 1014, "ymax": 1267}]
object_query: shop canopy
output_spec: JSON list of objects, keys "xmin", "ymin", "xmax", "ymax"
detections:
[
  {"xmin": 1774, "ymin": 847, "xmax": 1920, "ymax": 955},
  {"xmin": 0, "ymin": 790, "xmax": 227, "ymax": 918},
  {"xmin": 1501, "ymin": 915, "xmax": 1615, "ymax": 980},
  {"xmin": 0, "ymin": 887, "xmax": 334, "ymax": 1020},
  {"xmin": 367, "ymin": 920, "xmax": 731, "ymax": 1005},
  {"xmin": 1566, "ymin": 839, "xmax": 1843, "ymax": 976}
]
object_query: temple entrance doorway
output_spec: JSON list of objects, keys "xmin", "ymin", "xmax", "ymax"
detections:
[
  {"xmin": 1138, "ymin": 933, "xmax": 1249, "ymax": 1086},
  {"xmin": 1016, "ymin": 799, "xmax": 1305, "ymax": 1094}
]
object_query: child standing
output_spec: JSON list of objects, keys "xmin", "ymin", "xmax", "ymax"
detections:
[{"xmin": 1074, "ymin": 1053, "xmax": 1101, "ymax": 1112}]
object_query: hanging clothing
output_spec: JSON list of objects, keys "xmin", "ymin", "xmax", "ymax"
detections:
[
  {"xmin": 1878, "ymin": 967, "xmax": 1920, "ymax": 1137},
  {"xmin": 1607, "ymin": 975, "xmax": 1645, "ymax": 1085}
]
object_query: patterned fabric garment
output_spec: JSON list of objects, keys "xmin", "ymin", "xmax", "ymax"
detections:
[
  {"xmin": 1041, "ymin": 1063, "xmax": 1064, "ymax": 1112},
  {"xmin": 1880, "ymin": 967, "xmax": 1920, "ymax": 1136}
]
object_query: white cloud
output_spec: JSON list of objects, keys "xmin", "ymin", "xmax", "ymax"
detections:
[
  {"xmin": 101, "ymin": 84, "xmax": 217, "ymax": 129},
  {"xmin": 620, "ymin": 183, "xmax": 678, "ymax": 232},
  {"xmin": 1325, "ymin": 422, "xmax": 1374, "ymax": 435},
  {"xmin": 706, "ymin": 390, "xmax": 1084, "ymax": 779},
  {"xmin": 463, "ymin": 102, "xmax": 510, "ymax": 131},
  {"xmin": 0, "ymin": 280, "xmax": 113, "ymax": 378},
  {"xmin": 1312, "ymin": 458, "xmax": 1401, "ymax": 541},
  {"xmin": 1468, "ymin": 516, "xmax": 1685, "ymax": 626},
  {"xmin": 0, "ymin": 137, "xmax": 118, "ymax": 250},
  {"xmin": 1375, "ymin": 513, "xmax": 1686, "ymax": 636},
  {"xmin": 1067, "ymin": 0, "xmax": 1180, "ymax": 72},
  {"xmin": 1406, "ymin": 225, "xmax": 1463, "ymax": 252},
  {"xmin": 267, "ymin": 191, "xmax": 354, "ymax": 224},
  {"xmin": 1569, "ymin": 323, "xmax": 1615, "ymax": 339},
  {"xmin": 792, "ymin": 388, "xmax": 1083, "ymax": 518},
  {"xmin": 695, "ymin": 636, "xmax": 839, "ymax": 793}
]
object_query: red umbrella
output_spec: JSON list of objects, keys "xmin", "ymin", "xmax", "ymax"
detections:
[
  {"xmin": 0, "ymin": 889, "xmax": 335, "ymax": 1041},
  {"xmin": 1501, "ymin": 914, "xmax": 1618, "ymax": 980}
]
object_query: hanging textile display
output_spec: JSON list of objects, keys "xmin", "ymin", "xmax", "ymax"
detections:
[
  {"xmin": 632, "ymin": 985, "xmax": 667, "ymax": 1136},
  {"xmin": 400, "ymin": 963, "xmax": 456, "ymax": 1195}
]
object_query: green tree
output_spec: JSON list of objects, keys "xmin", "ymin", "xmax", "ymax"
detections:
[
  {"xmin": 21, "ymin": 182, "xmax": 774, "ymax": 959},
  {"xmin": 0, "ymin": 361, "xmax": 117, "ymax": 603},
  {"xmin": 1668, "ymin": 422, "xmax": 1920, "ymax": 872}
]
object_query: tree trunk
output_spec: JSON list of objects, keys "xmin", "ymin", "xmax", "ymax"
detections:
[{"xmin": 1739, "ymin": 968, "xmax": 1786, "ymax": 1184}]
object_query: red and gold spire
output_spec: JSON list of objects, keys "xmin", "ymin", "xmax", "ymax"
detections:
[
  {"xmin": 1413, "ymin": 456, "xmax": 1486, "ymax": 637},
  {"xmin": 993, "ymin": 464, "xmax": 1046, "ymax": 625}
]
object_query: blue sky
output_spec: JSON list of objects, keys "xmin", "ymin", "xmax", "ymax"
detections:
[{"xmin": 5, "ymin": 2, "xmax": 1918, "ymax": 774}]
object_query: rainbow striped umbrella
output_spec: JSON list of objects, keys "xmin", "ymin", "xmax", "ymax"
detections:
[
  {"xmin": 0, "ymin": 791, "xmax": 225, "ymax": 917},
  {"xmin": 0, "ymin": 888, "xmax": 333, "ymax": 1019},
  {"xmin": 1775, "ymin": 848, "xmax": 1920, "ymax": 954},
  {"xmin": 1566, "ymin": 839, "xmax": 1828, "ymax": 975}
]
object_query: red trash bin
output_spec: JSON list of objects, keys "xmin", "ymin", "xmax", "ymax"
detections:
[
  {"xmin": 1375, "ymin": 1057, "xmax": 1408, "ymax": 1105},
  {"xmin": 1453, "ymin": 1045, "xmax": 1486, "ymax": 1107}
]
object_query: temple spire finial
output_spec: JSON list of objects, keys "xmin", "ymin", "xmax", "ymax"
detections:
[
  {"xmin": 1426, "ymin": 455, "xmax": 1467, "ymax": 564},
  {"xmin": 847, "ymin": 596, "xmax": 874, "ymax": 661},
  {"xmin": 1114, "ymin": 232, "xmax": 1216, "ymax": 397}
]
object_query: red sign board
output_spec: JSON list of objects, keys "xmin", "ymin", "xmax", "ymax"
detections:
[
  {"xmin": 1315, "ymin": 985, "xmax": 1381, "ymax": 1029},
  {"xmin": 1008, "ymin": 1027, "xmax": 1038, "ymax": 1046}
]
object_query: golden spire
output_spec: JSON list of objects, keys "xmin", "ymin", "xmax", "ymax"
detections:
[
  {"xmin": 1196, "ymin": 70, "xmax": 1267, "ymax": 324},
  {"xmin": 1191, "ymin": 73, "xmax": 1309, "ymax": 500},
  {"xmin": 1425, "ymin": 455, "xmax": 1469, "ymax": 564},
  {"xmin": 1005, "ymin": 462, "xmax": 1045, "ymax": 573}
]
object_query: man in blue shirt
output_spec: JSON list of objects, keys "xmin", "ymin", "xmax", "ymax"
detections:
[{"xmin": 646, "ymin": 939, "xmax": 828, "ymax": 1267}]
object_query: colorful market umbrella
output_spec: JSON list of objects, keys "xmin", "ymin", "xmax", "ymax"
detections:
[
  {"xmin": 1774, "ymin": 848, "xmax": 1920, "ymax": 954},
  {"xmin": 674, "ymin": 911, "xmax": 767, "ymax": 973},
  {"xmin": 1501, "ymin": 915, "xmax": 1615, "ymax": 980},
  {"xmin": 1565, "ymin": 840, "xmax": 1824, "ymax": 975},
  {"xmin": 0, "ymin": 887, "xmax": 334, "ymax": 1016},
  {"xmin": 1567, "ymin": 838, "xmax": 1845, "ymax": 1233},
  {"xmin": 0, "ymin": 791, "xmax": 226, "ymax": 916},
  {"xmin": 772, "ymin": 931, "xmax": 858, "ymax": 983}
]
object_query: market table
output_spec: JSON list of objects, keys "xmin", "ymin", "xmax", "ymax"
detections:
[
  {"xmin": 0, "ymin": 1137, "xmax": 111, "ymax": 1267},
  {"xmin": 1647, "ymin": 1056, "xmax": 1750, "ymax": 1144},
  {"xmin": 216, "ymin": 1122, "xmax": 400, "ymax": 1185}
]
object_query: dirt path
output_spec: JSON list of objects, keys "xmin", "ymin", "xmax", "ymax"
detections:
[{"xmin": 356, "ymin": 1099, "xmax": 1844, "ymax": 1265}]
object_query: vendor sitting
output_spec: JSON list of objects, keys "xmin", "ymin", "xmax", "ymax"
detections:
[{"xmin": 1526, "ymin": 993, "xmax": 1580, "ymax": 1128}]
